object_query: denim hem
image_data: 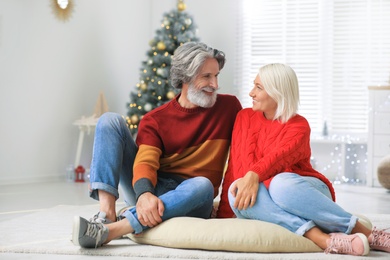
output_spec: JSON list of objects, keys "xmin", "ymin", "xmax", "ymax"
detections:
[
  {"xmin": 295, "ymin": 220, "xmax": 316, "ymax": 236},
  {"xmin": 89, "ymin": 182, "xmax": 120, "ymax": 200},
  {"xmin": 345, "ymin": 215, "xmax": 359, "ymax": 234},
  {"xmin": 123, "ymin": 209, "xmax": 143, "ymax": 234}
]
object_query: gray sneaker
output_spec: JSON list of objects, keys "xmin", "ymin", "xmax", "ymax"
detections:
[
  {"xmin": 72, "ymin": 216, "xmax": 109, "ymax": 248},
  {"xmin": 90, "ymin": 211, "xmax": 114, "ymax": 224}
]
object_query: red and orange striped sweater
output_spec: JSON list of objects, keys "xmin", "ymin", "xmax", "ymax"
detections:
[
  {"xmin": 133, "ymin": 94, "xmax": 242, "ymax": 200},
  {"xmin": 217, "ymin": 108, "xmax": 335, "ymax": 218}
]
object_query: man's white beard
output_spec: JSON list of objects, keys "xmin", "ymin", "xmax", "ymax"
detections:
[{"xmin": 187, "ymin": 84, "xmax": 217, "ymax": 108}]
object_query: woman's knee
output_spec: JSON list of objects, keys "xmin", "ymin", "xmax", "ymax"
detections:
[
  {"xmin": 268, "ymin": 173, "xmax": 304, "ymax": 205},
  {"xmin": 270, "ymin": 172, "xmax": 301, "ymax": 191}
]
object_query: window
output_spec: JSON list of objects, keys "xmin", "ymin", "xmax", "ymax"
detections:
[{"xmin": 234, "ymin": 0, "xmax": 390, "ymax": 134}]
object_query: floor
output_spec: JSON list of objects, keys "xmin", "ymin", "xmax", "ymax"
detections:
[{"xmin": 0, "ymin": 181, "xmax": 389, "ymax": 259}]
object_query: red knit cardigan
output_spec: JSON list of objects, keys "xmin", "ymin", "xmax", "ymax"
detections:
[{"xmin": 217, "ymin": 108, "xmax": 335, "ymax": 218}]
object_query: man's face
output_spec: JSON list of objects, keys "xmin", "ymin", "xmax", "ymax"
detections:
[{"xmin": 187, "ymin": 58, "xmax": 220, "ymax": 108}]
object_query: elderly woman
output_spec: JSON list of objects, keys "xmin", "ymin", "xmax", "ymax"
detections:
[{"xmin": 217, "ymin": 63, "xmax": 390, "ymax": 256}]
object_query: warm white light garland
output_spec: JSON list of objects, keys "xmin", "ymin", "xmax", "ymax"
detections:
[{"xmin": 311, "ymin": 135, "xmax": 367, "ymax": 185}]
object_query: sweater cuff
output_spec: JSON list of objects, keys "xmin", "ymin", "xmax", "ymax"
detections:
[{"xmin": 134, "ymin": 178, "xmax": 155, "ymax": 201}]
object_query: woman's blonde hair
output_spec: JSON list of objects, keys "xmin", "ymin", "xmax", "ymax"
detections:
[{"xmin": 258, "ymin": 63, "xmax": 300, "ymax": 123}]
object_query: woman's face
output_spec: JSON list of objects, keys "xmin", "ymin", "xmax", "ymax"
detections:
[{"xmin": 249, "ymin": 74, "xmax": 277, "ymax": 119}]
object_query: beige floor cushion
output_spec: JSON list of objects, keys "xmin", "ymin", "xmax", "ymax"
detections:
[{"xmin": 127, "ymin": 215, "xmax": 372, "ymax": 253}]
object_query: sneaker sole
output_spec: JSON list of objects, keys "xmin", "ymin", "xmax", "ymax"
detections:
[
  {"xmin": 356, "ymin": 233, "xmax": 370, "ymax": 256},
  {"xmin": 72, "ymin": 216, "xmax": 81, "ymax": 246}
]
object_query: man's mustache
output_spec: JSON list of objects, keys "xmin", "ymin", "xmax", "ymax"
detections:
[{"xmin": 201, "ymin": 86, "xmax": 219, "ymax": 92}]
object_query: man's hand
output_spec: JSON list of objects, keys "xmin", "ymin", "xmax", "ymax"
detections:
[
  {"xmin": 136, "ymin": 192, "xmax": 164, "ymax": 227},
  {"xmin": 230, "ymin": 171, "xmax": 259, "ymax": 210}
]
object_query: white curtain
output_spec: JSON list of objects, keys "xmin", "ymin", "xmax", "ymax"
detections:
[{"xmin": 234, "ymin": 0, "xmax": 390, "ymax": 134}]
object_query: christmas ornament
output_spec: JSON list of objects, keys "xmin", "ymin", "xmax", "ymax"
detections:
[
  {"xmin": 163, "ymin": 19, "xmax": 170, "ymax": 26},
  {"xmin": 185, "ymin": 18, "xmax": 192, "ymax": 26},
  {"xmin": 131, "ymin": 115, "xmax": 139, "ymax": 124},
  {"xmin": 157, "ymin": 41, "xmax": 166, "ymax": 51},
  {"xmin": 144, "ymin": 103, "xmax": 153, "ymax": 112},
  {"xmin": 178, "ymin": 0, "xmax": 186, "ymax": 11},
  {"xmin": 167, "ymin": 91, "xmax": 175, "ymax": 100},
  {"xmin": 157, "ymin": 68, "xmax": 168, "ymax": 78},
  {"xmin": 140, "ymin": 82, "xmax": 147, "ymax": 91}
]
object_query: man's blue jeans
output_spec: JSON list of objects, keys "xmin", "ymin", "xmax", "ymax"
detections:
[
  {"xmin": 228, "ymin": 172, "xmax": 358, "ymax": 236},
  {"xmin": 89, "ymin": 112, "xmax": 214, "ymax": 234}
]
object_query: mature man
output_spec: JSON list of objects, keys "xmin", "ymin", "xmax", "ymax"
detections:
[{"xmin": 72, "ymin": 42, "xmax": 242, "ymax": 248}]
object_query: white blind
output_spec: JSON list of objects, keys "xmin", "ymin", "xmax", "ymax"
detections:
[{"xmin": 234, "ymin": 0, "xmax": 390, "ymax": 134}]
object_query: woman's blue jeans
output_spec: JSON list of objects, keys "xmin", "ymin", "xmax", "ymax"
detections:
[
  {"xmin": 228, "ymin": 172, "xmax": 358, "ymax": 236},
  {"xmin": 89, "ymin": 112, "xmax": 214, "ymax": 234}
]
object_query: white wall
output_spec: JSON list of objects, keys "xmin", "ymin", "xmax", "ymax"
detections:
[{"xmin": 0, "ymin": 0, "xmax": 237, "ymax": 184}]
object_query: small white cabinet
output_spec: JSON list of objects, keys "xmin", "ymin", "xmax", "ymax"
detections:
[{"xmin": 367, "ymin": 86, "xmax": 390, "ymax": 187}]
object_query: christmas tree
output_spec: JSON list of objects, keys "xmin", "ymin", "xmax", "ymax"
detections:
[{"xmin": 126, "ymin": 0, "xmax": 200, "ymax": 135}]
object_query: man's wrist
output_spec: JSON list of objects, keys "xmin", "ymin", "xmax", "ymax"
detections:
[{"xmin": 134, "ymin": 178, "xmax": 155, "ymax": 200}]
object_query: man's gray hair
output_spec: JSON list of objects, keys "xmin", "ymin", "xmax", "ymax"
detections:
[{"xmin": 170, "ymin": 42, "xmax": 226, "ymax": 89}]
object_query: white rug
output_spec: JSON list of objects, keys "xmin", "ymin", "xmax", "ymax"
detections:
[{"xmin": 0, "ymin": 204, "xmax": 389, "ymax": 259}]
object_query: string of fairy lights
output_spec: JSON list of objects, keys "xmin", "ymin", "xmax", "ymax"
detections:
[
  {"xmin": 318, "ymin": 93, "xmax": 390, "ymax": 185},
  {"xmin": 310, "ymin": 135, "xmax": 367, "ymax": 184}
]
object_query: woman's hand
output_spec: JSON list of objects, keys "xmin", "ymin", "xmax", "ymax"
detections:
[{"xmin": 230, "ymin": 171, "xmax": 259, "ymax": 210}]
